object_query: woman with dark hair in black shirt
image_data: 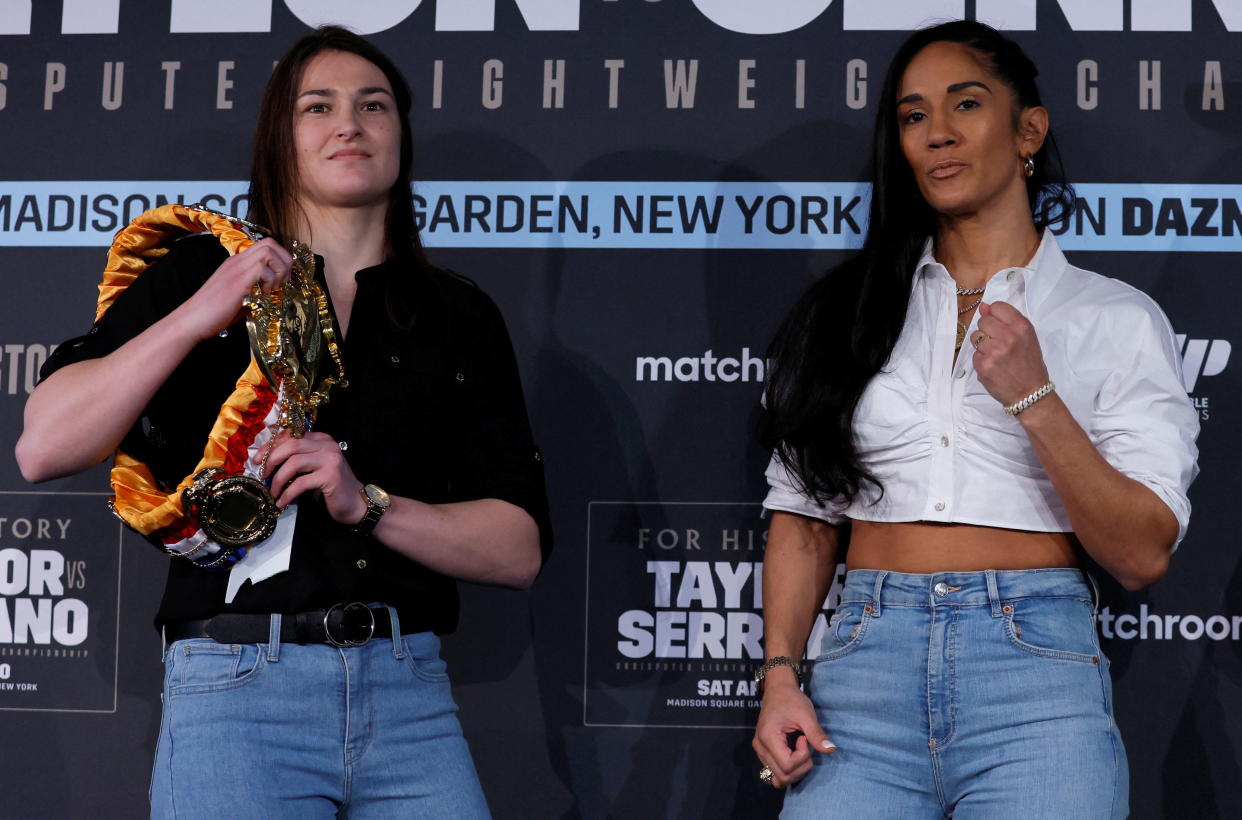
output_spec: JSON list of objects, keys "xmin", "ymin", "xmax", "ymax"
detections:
[{"xmin": 17, "ymin": 27, "xmax": 547, "ymax": 819}]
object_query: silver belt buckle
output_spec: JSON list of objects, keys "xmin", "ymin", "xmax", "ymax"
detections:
[{"xmin": 323, "ymin": 602, "xmax": 375, "ymax": 647}]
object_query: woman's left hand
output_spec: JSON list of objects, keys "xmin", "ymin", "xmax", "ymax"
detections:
[
  {"xmin": 972, "ymin": 301, "xmax": 1051, "ymax": 407},
  {"xmin": 262, "ymin": 431, "xmax": 367, "ymax": 525}
]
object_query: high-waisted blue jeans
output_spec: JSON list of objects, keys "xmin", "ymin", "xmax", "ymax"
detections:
[
  {"xmin": 149, "ymin": 608, "xmax": 490, "ymax": 819},
  {"xmin": 781, "ymin": 569, "xmax": 1128, "ymax": 819}
]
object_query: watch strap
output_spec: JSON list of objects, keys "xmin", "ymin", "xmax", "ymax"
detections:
[{"xmin": 350, "ymin": 485, "xmax": 388, "ymax": 536}]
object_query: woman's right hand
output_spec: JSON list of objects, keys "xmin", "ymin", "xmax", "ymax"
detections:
[
  {"xmin": 173, "ymin": 238, "xmax": 294, "ymax": 341},
  {"xmin": 17, "ymin": 238, "xmax": 295, "ymax": 483},
  {"xmin": 752, "ymin": 675, "xmax": 836, "ymax": 788}
]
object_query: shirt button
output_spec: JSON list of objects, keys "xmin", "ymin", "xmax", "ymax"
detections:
[
  {"xmin": 939, "ymin": 435, "xmax": 949, "ymax": 447},
  {"xmin": 390, "ymin": 355, "xmax": 400, "ymax": 364},
  {"xmin": 356, "ymin": 559, "xmax": 367, "ymax": 570},
  {"xmin": 218, "ymin": 329, "xmax": 229, "ymax": 338},
  {"xmin": 954, "ymin": 368, "xmax": 965, "ymax": 379},
  {"xmin": 455, "ymin": 372, "xmax": 465, "ymax": 382},
  {"xmin": 934, "ymin": 501, "xmax": 945, "ymax": 512},
  {"xmin": 934, "ymin": 582, "xmax": 949, "ymax": 597},
  {"xmin": 1006, "ymin": 271, "xmax": 1016, "ymax": 281},
  {"xmin": 338, "ymin": 440, "xmax": 349, "ymax": 451}
]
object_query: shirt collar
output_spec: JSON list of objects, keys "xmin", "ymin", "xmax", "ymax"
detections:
[
  {"xmin": 913, "ymin": 227, "xmax": 1068, "ymax": 313},
  {"xmin": 311, "ymin": 253, "xmax": 426, "ymax": 288},
  {"xmin": 914, "ymin": 237, "xmax": 940, "ymax": 279},
  {"xmin": 1022, "ymin": 228, "xmax": 1068, "ymax": 313}
]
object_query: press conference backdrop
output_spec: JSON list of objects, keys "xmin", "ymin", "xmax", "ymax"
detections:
[{"xmin": 1, "ymin": 2, "xmax": 1239, "ymax": 818}]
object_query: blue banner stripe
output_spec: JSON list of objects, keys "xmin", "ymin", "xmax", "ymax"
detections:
[{"xmin": 1, "ymin": 181, "xmax": 1239, "ymax": 251}]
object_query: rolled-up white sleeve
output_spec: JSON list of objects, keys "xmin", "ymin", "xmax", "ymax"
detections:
[
  {"xmin": 1089, "ymin": 297, "xmax": 1200, "ymax": 550},
  {"xmin": 762, "ymin": 451, "xmax": 849, "ymax": 524}
]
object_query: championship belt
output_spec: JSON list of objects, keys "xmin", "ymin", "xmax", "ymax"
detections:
[{"xmin": 100, "ymin": 203, "xmax": 345, "ymax": 568}]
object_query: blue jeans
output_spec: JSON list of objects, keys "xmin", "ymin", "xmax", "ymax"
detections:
[
  {"xmin": 782, "ymin": 569, "xmax": 1128, "ymax": 819},
  {"xmin": 149, "ymin": 609, "xmax": 490, "ymax": 819}
]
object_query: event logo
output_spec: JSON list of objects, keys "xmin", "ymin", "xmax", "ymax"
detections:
[
  {"xmin": 635, "ymin": 349, "xmax": 765, "ymax": 384},
  {"xmin": 0, "ymin": 492, "xmax": 121, "ymax": 713},
  {"xmin": 691, "ymin": 1, "xmax": 1242, "ymax": 34},
  {"xmin": 584, "ymin": 502, "xmax": 841, "ymax": 727},
  {"xmin": 1099, "ymin": 606, "xmax": 1242, "ymax": 642},
  {"xmin": 3, "ymin": 0, "xmax": 580, "ymax": 35},
  {"xmin": 9, "ymin": 0, "xmax": 1241, "ymax": 35},
  {"xmin": 1176, "ymin": 334, "xmax": 1230, "ymax": 421}
]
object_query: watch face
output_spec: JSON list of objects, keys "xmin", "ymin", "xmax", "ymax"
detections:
[{"xmin": 364, "ymin": 484, "xmax": 390, "ymax": 507}]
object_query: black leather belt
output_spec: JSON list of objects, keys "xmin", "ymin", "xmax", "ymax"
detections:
[{"xmin": 166, "ymin": 603, "xmax": 406, "ymax": 648}]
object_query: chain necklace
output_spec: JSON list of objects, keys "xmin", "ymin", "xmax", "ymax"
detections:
[
  {"xmin": 949, "ymin": 232, "xmax": 1041, "ymax": 350},
  {"xmin": 955, "ymin": 295, "xmax": 984, "ymax": 351}
]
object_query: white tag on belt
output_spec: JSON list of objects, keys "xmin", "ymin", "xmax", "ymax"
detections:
[{"xmin": 224, "ymin": 506, "xmax": 297, "ymax": 604}]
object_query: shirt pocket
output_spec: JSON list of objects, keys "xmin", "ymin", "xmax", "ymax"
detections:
[
  {"xmin": 366, "ymin": 341, "xmax": 446, "ymax": 426},
  {"xmin": 348, "ymin": 341, "xmax": 454, "ymax": 491}
]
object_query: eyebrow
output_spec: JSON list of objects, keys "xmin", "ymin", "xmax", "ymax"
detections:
[
  {"xmin": 897, "ymin": 80, "xmax": 993, "ymax": 106},
  {"xmin": 297, "ymin": 86, "xmax": 393, "ymax": 99}
]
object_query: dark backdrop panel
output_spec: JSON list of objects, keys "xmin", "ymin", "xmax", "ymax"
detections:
[{"xmin": 2, "ymin": 2, "xmax": 1239, "ymax": 818}]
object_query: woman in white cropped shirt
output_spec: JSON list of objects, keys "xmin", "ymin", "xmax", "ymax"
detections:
[{"xmin": 751, "ymin": 22, "xmax": 1198, "ymax": 819}]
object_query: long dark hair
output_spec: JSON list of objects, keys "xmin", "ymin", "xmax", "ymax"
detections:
[
  {"xmin": 760, "ymin": 20, "xmax": 1073, "ymax": 507},
  {"xmin": 247, "ymin": 26, "xmax": 427, "ymax": 269}
]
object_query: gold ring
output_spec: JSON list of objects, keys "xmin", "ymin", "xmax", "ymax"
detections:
[
  {"xmin": 759, "ymin": 766, "xmax": 774, "ymax": 785},
  {"xmin": 974, "ymin": 332, "xmax": 990, "ymax": 348}
]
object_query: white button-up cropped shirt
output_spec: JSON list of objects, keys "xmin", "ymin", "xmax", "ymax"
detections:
[{"xmin": 764, "ymin": 230, "xmax": 1200, "ymax": 547}]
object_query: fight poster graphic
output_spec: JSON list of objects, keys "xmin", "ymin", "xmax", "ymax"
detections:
[
  {"xmin": 584, "ymin": 501, "xmax": 844, "ymax": 728},
  {"xmin": 0, "ymin": 492, "xmax": 121, "ymax": 713}
]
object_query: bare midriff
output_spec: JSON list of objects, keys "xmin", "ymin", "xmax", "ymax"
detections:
[{"xmin": 846, "ymin": 519, "xmax": 1079, "ymax": 573}]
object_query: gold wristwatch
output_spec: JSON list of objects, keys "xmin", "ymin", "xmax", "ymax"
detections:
[{"xmin": 351, "ymin": 484, "xmax": 391, "ymax": 536}]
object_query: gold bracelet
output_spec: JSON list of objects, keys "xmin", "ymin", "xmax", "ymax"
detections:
[{"xmin": 754, "ymin": 656, "xmax": 802, "ymax": 691}]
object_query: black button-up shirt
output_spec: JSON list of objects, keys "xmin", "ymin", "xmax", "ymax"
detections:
[{"xmin": 43, "ymin": 235, "xmax": 551, "ymax": 634}]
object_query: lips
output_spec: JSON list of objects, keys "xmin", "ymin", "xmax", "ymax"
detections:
[
  {"xmin": 328, "ymin": 149, "xmax": 370, "ymax": 160},
  {"xmin": 928, "ymin": 160, "xmax": 967, "ymax": 179}
]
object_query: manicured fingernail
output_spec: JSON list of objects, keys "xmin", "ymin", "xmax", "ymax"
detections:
[{"xmin": 823, "ymin": 741, "xmax": 836, "ymax": 751}]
